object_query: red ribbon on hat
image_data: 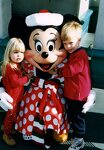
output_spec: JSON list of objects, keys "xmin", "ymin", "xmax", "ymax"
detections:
[{"xmin": 39, "ymin": 9, "xmax": 49, "ymax": 13}]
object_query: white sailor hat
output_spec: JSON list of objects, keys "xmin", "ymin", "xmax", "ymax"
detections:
[{"xmin": 25, "ymin": 10, "xmax": 63, "ymax": 27}]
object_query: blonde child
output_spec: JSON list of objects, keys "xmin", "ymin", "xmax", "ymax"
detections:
[
  {"xmin": 49, "ymin": 21, "xmax": 91, "ymax": 150},
  {"xmin": 1, "ymin": 38, "xmax": 33, "ymax": 145}
]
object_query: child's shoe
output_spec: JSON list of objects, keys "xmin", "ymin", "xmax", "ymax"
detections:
[
  {"xmin": 68, "ymin": 137, "xmax": 85, "ymax": 150},
  {"xmin": 3, "ymin": 133, "xmax": 16, "ymax": 145}
]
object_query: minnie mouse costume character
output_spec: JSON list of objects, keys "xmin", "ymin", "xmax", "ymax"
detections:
[{"xmin": 14, "ymin": 11, "xmax": 69, "ymax": 148}]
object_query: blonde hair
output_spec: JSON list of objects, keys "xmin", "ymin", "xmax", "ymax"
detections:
[
  {"xmin": 61, "ymin": 21, "xmax": 82, "ymax": 41},
  {"xmin": 2, "ymin": 37, "xmax": 25, "ymax": 76}
]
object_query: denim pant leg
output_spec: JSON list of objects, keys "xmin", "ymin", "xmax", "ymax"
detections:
[{"xmin": 67, "ymin": 99, "xmax": 86, "ymax": 138}]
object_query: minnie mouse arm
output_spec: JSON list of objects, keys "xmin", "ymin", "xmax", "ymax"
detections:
[
  {"xmin": 82, "ymin": 90, "xmax": 96, "ymax": 113},
  {"xmin": 0, "ymin": 80, "xmax": 13, "ymax": 111}
]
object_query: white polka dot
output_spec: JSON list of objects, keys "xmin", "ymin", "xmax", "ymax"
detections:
[
  {"xmin": 20, "ymin": 100, "xmax": 24, "ymax": 107},
  {"xmin": 19, "ymin": 121, "xmax": 22, "ymax": 127},
  {"xmin": 53, "ymin": 118, "xmax": 58, "ymax": 126},
  {"xmin": 26, "ymin": 97, "xmax": 30, "ymax": 103},
  {"xmin": 24, "ymin": 107, "xmax": 28, "ymax": 114},
  {"xmin": 46, "ymin": 115, "xmax": 51, "ymax": 121},
  {"xmin": 30, "ymin": 104, "xmax": 34, "ymax": 111},
  {"xmin": 48, "ymin": 124, "xmax": 54, "ymax": 129},
  {"xmin": 44, "ymin": 106, "xmax": 49, "ymax": 112},
  {"xmin": 31, "ymin": 94, "xmax": 36, "ymax": 100},
  {"xmin": 15, "ymin": 123, "xmax": 18, "ymax": 129},
  {"xmin": 23, "ymin": 118, "xmax": 27, "ymax": 125},
  {"xmin": 27, "ymin": 125, "xmax": 32, "ymax": 132},
  {"xmin": 19, "ymin": 111, "xmax": 23, "ymax": 117},
  {"xmin": 28, "ymin": 88, "xmax": 32, "ymax": 93},
  {"xmin": 28, "ymin": 115, "xmax": 34, "ymax": 122},
  {"xmin": 38, "ymin": 92, "xmax": 43, "ymax": 99},
  {"xmin": 61, "ymin": 98, "xmax": 65, "ymax": 104},
  {"xmin": 52, "ymin": 108, "xmax": 57, "ymax": 114},
  {"xmin": 22, "ymin": 128, "xmax": 26, "ymax": 134}
]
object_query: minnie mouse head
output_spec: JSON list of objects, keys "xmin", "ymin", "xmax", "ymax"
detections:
[{"xmin": 24, "ymin": 10, "xmax": 67, "ymax": 72}]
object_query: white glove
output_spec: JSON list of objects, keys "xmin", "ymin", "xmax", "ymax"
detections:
[
  {"xmin": 0, "ymin": 87, "xmax": 13, "ymax": 111},
  {"xmin": 82, "ymin": 90, "xmax": 96, "ymax": 114}
]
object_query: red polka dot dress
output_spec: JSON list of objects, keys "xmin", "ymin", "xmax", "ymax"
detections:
[{"xmin": 15, "ymin": 60, "xmax": 69, "ymax": 146}]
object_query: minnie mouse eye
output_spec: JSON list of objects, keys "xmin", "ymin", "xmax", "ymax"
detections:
[
  {"xmin": 35, "ymin": 41, "xmax": 42, "ymax": 52},
  {"xmin": 48, "ymin": 41, "xmax": 55, "ymax": 51}
]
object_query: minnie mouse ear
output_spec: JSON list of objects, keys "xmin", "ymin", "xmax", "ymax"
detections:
[
  {"xmin": 25, "ymin": 12, "xmax": 63, "ymax": 27},
  {"xmin": 63, "ymin": 14, "xmax": 82, "ymax": 25}
]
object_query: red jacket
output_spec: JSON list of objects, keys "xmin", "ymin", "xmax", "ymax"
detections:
[
  {"xmin": 59, "ymin": 48, "xmax": 91, "ymax": 101},
  {"xmin": 2, "ymin": 64, "xmax": 28, "ymax": 104}
]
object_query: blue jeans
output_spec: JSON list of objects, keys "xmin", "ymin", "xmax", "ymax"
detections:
[{"xmin": 66, "ymin": 99, "xmax": 86, "ymax": 138}]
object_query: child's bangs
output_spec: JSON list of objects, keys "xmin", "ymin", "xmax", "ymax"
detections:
[{"xmin": 14, "ymin": 44, "xmax": 25, "ymax": 52}]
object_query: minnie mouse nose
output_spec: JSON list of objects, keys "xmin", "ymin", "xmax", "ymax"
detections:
[{"xmin": 41, "ymin": 52, "xmax": 48, "ymax": 59}]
